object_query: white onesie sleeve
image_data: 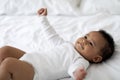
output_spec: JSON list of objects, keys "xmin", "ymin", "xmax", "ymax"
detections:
[
  {"xmin": 38, "ymin": 16, "xmax": 65, "ymax": 47},
  {"xmin": 68, "ymin": 57, "xmax": 89, "ymax": 79}
]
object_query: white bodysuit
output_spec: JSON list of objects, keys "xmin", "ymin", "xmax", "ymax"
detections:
[{"xmin": 20, "ymin": 16, "xmax": 89, "ymax": 80}]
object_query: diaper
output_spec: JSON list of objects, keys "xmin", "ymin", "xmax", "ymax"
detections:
[{"xmin": 20, "ymin": 53, "xmax": 40, "ymax": 80}]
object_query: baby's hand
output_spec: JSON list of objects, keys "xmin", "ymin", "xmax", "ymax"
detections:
[
  {"xmin": 73, "ymin": 67, "xmax": 86, "ymax": 80},
  {"xmin": 37, "ymin": 8, "xmax": 47, "ymax": 16}
]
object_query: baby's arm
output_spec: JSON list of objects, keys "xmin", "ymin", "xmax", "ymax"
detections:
[
  {"xmin": 68, "ymin": 58, "xmax": 89, "ymax": 80},
  {"xmin": 37, "ymin": 8, "xmax": 65, "ymax": 47},
  {"xmin": 73, "ymin": 67, "xmax": 86, "ymax": 80}
]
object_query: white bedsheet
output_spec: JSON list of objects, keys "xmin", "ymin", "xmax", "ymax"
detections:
[
  {"xmin": 0, "ymin": 13, "xmax": 120, "ymax": 80},
  {"xmin": 0, "ymin": 0, "xmax": 120, "ymax": 80}
]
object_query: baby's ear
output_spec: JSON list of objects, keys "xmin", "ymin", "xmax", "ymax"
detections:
[{"xmin": 92, "ymin": 55, "xmax": 102, "ymax": 63}]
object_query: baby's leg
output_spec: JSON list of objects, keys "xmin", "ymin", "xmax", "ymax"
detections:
[
  {"xmin": 0, "ymin": 46, "xmax": 25, "ymax": 63},
  {"xmin": 0, "ymin": 57, "xmax": 34, "ymax": 80}
]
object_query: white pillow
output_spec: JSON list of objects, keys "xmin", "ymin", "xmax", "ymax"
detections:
[
  {"xmin": 77, "ymin": 0, "xmax": 120, "ymax": 15},
  {"xmin": 0, "ymin": 0, "xmax": 81, "ymax": 15},
  {"xmin": 0, "ymin": 0, "xmax": 120, "ymax": 15}
]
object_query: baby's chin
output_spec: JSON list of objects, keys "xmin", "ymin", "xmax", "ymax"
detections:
[
  {"xmin": 75, "ymin": 42, "xmax": 84, "ymax": 51},
  {"xmin": 74, "ymin": 49, "xmax": 90, "ymax": 62},
  {"xmin": 74, "ymin": 45, "xmax": 83, "ymax": 56}
]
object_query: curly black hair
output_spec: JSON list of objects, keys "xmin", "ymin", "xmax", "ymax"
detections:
[{"xmin": 98, "ymin": 30, "xmax": 115, "ymax": 62}]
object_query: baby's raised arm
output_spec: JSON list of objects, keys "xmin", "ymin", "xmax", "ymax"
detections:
[{"xmin": 37, "ymin": 8, "xmax": 65, "ymax": 48}]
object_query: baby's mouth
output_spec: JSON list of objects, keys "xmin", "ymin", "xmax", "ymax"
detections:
[{"xmin": 79, "ymin": 43, "xmax": 84, "ymax": 50}]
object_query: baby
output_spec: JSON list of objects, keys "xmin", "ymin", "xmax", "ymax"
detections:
[{"xmin": 0, "ymin": 8, "xmax": 115, "ymax": 80}]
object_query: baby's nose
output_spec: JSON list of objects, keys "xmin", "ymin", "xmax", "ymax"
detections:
[{"xmin": 82, "ymin": 39, "xmax": 89, "ymax": 45}]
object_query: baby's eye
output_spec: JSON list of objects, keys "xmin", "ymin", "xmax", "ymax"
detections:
[
  {"xmin": 84, "ymin": 36, "xmax": 87, "ymax": 39},
  {"xmin": 89, "ymin": 42, "xmax": 93, "ymax": 46}
]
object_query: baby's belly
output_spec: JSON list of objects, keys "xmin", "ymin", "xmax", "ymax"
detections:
[{"xmin": 20, "ymin": 52, "xmax": 69, "ymax": 80}]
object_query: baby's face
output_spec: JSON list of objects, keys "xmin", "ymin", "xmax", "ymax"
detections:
[{"xmin": 75, "ymin": 31, "xmax": 107, "ymax": 63}]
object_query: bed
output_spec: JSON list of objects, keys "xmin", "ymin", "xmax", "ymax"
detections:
[{"xmin": 0, "ymin": 0, "xmax": 120, "ymax": 80}]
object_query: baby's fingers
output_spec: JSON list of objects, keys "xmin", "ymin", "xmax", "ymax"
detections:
[
  {"xmin": 80, "ymin": 68, "xmax": 87, "ymax": 78},
  {"xmin": 42, "ymin": 8, "xmax": 47, "ymax": 16},
  {"xmin": 37, "ymin": 8, "xmax": 47, "ymax": 16},
  {"xmin": 38, "ymin": 8, "xmax": 44, "ymax": 15}
]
